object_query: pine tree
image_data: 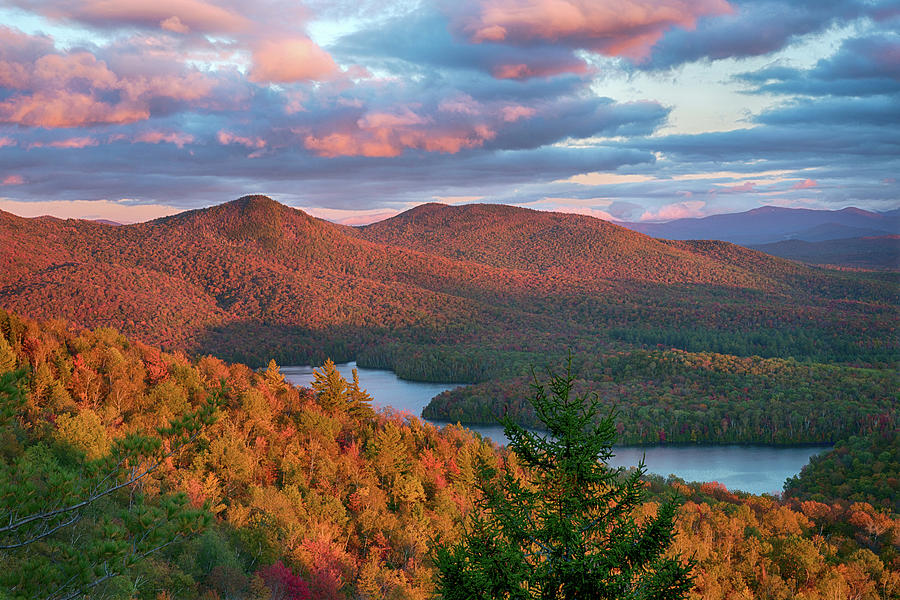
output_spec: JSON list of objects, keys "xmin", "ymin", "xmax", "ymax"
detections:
[
  {"xmin": 433, "ymin": 361, "xmax": 694, "ymax": 600},
  {"xmin": 347, "ymin": 369, "xmax": 375, "ymax": 420},
  {"xmin": 311, "ymin": 358, "xmax": 348, "ymax": 411},
  {"xmin": 311, "ymin": 360, "xmax": 374, "ymax": 419},
  {"xmin": 264, "ymin": 358, "xmax": 286, "ymax": 390}
]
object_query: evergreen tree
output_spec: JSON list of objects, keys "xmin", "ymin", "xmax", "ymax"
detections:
[
  {"xmin": 264, "ymin": 358, "xmax": 287, "ymax": 390},
  {"xmin": 347, "ymin": 369, "xmax": 375, "ymax": 420},
  {"xmin": 433, "ymin": 362, "xmax": 694, "ymax": 600},
  {"xmin": 311, "ymin": 359, "xmax": 348, "ymax": 411},
  {"xmin": 311, "ymin": 360, "xmax": 374, "ymax": 419}
]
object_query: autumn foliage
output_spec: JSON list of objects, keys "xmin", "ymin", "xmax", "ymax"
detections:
[{"xmin": 0, "ymin": 311, "xmax": 897, "ymax": 599}]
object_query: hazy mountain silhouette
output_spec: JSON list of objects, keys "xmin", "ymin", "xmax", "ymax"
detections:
[{"xmin": 617, "ymin": 206, "xmax": 898, "ymax": 245}]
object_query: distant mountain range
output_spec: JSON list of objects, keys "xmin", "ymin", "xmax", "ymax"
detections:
[
  {"xmin": 616, "ymin": 206, "xmax": 899, "ymax": 246},
  {"xmin": 1, "ymin": 196, "xmax": 896, "ymax": 375},
  {"xmin": 750, "ymin": 236, "xmax": 900, "ymax": 270}
]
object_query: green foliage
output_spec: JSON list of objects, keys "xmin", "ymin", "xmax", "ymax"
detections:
[
  {"xmin": 0, "ymin": 364, "xmax": 221, "ymax": 598},
  {"xmin": 434, "ymin": 363, "xmax": 693, "ymax": 599},
  {"xmin": 425, "ymin": 349, "xmax": 898, "ymax": 445},
  {"xmin": 785, "ymin": 430, "xmax": 899, "ymax": 512}
]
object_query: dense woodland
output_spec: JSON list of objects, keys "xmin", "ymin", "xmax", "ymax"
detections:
[
  {"xmin": 1, "ymin": 311, "xmax": 898, "ymax": 599},
  {"xmin": 423, "ymin": 349, "xmax": 898, "ymax": 445},
  {"xmin": 785, "ymin": 431, "xmax": 899, "ymax": 513}
]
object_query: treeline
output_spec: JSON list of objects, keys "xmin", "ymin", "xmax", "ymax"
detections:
[
  {"xmin": 786, "ymin": 431, "xmax": 899, "ymax": 512},
  {"xmin": 0, "ymin": 311, "xmax": 897, "ymax": 599},
  {"xmin": 423, "ymin": 349, "xmax": 898, "ymax": 445}
]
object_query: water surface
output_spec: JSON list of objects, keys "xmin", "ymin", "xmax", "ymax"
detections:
[{"xmin": 282, "ymin": 362, "xmax": 829, "ymax": 495}]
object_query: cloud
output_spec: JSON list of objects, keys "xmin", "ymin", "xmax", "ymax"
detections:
[
  {"xmin": 336, "ymin": 8, "xmax": 593, "ymax": 80},
  {"xmin": 303, "ymin": 106, "xmax": 497, "ymax": 157},
  {"xmin": 249, "ymin": 37, "xmax": 338, "ymax": 83},
  {"xmin": 639, "ymin": 200, "xmax": 706, "ymax": 221},
  {"xmin": 638, "ymin": 0, "xmax": 895, "ymax": 70},
  {"xmin": 160, "ymin": 16, "xmax": 191, "ymax": 33},
  {"xmin": 1, "ymin": 0, "xmax": 897, "ymax": 219},
  {"xmin": 2, "ymin": 175, "xmax": 24, "ymax": 185},
  {"xmin": 7, "ymin": 0, "xmax": 338, "ymax": 85},
  {"xmin": 738, "ymin": 32, "xmax": 900, "ymax": 97},
  {"xmin": 12, "ymin": 0, "xmax": 251, "ymax": 33},
  {"xmin": 716, "ymin": 181, "xmax": 756, "ymax": 193},
  {"xmin": 0, "ymin": 28, "xmax": 217, "ymax": 128},
  {"xmin": 791, "ymin": 178, "xmax": 817, "ymax": 189},
  {"xmin": 29, "ymin": 136, "xmax": 99, "ymax": 149},
  {"xmin": 445, "ymin": 0, "xmax": 733, "ymax": 61},
  {"xmin": 134, "ymin": 130, "xmax": 195, "ymax": 148}
]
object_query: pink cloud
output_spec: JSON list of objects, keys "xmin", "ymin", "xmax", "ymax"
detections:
[
  {"xmin": 715, "ymin": 181, "xmax": 756, "ymax": 193},
  {"xmin": 134, "ymin": 130, "xmax": 195, "ymax": 148},
  {"xmin": 159, "ymin": 16, "xmax": 191, "ymax": 33},
  {"xmin": 303, "ymin": 108, "xmax": 497, "ymax": 158},
  {"xmin": 2, "ymin": 175, "xmax": 24, "ymax": 185},
  {"xmin": 639, "ymin": 200, "xmax": 707, "ymax": 221},
  {"xmin": 0, "ymin": 137, "xmax": 16, "ymax": 147},
  {"xmin": 0, "ymin": 31, "xmax": 216, "ymax": 128},
  {"xmin": 16, "ymin": 0, "xmax": 250, "ymax": 34},
  {"xmin": 448, "ymin": 0, "xmax": 733, "ymax": 61},
  {"xmin": 29, "ymin": 136, "xmax": 99, "ymax": 149},
  {"xmin": 249, "ymin": 37, "xmax": 337, "ymax": 83},
  {"xmin": 217, "ymin": 130, "xmax": 266, "ymax": 149},
  {"xmin": 791, "ymin": 178, "xmax": 817, "ymax": 190},
  {"xmin": 1, "ymin": 92, "xmax": 149, "ymax": 128},
  {"xmin": 500, "ymin": 105, "xmax": 537, "ymax": 122}
]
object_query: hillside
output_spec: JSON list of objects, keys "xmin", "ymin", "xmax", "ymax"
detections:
[
  {"xmin": 356, "ymin": 203, "xmax": 782, "ymax": 286},
  {"xmin": 618, "ymin": 206, "xmax": 899, "ymax": 245},
  {"xmin": 1, "ymin": 311, "xmax": 897, "ymax": 599},
  {"xmin": 1, "ymin": 196, "xmax": 897, "ymax": 376}
]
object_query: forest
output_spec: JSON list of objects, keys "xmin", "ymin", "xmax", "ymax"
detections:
[
  {"xmin": 0, "ymin": 310, "xmax": 897, "ymax": 599},
  {"xmin": 423, "ymin": 349, "xmax": 898, "ymax": 445}
]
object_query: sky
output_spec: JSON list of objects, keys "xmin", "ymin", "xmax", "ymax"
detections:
[{"xmin": 0, "ymin": 0, "xmax": 898, "ymax": 224}]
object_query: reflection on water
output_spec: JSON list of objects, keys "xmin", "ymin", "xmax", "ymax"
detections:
[{"xmin": 282, "ymin": 362, "xmax": 830, "ymax": 495}]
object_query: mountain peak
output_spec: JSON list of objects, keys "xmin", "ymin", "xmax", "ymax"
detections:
[{"xmin": 230, "ymin": 194, "xmax": 280, "ymax": 210}]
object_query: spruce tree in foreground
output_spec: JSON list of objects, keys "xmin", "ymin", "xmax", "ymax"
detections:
[{"xmin": 434, "ymin": 362, "xmax": 694, "ymax": 599}]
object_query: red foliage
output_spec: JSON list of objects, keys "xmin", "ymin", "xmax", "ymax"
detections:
[{"xmin": 257, "ymin": 561, "xmax": 312, "ymax": 600}]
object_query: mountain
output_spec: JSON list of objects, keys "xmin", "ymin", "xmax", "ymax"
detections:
[
  {"xmin": 355, "ymin": 202, "xmax": 789, "ymax": 286},
  {"xmin": 750, "ymin": 235, "xmax": 900, "ymax": 270},
  {"xmin": 617, "ymin": 206, "xmax": 899, "ymax": 245},
  {"xmin": 1, "ymin": 196, "xmax": 896, "ymax": 373}
]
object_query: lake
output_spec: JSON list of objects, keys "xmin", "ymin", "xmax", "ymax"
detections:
[{"xmin": 282, "ymin": 362, "xmax": 830, "ymax": 496}]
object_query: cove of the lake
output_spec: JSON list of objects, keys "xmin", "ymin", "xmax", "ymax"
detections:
[{"xmin": 281, "ymin": 362, "xmax": 831, "ymax": 496}]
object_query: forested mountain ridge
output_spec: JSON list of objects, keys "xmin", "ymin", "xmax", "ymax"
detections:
[
  {"xmin": 355, "ymin": 202, "xmax": 806, "ymax": 286},
  {"xmin": 1, "ymin": 196, "xmax": 897, "ymax": 375}
]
